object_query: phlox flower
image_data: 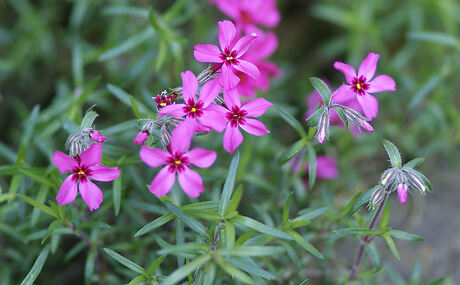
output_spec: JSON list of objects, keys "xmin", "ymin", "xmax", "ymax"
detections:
[
  {"xmin": 334, "ymin": 52, "xmax": 396, "ymax": 120},
  {"xmin": 89, "ymin": 130, "xmax": 106, "ymax": 143},
  {"xmin": 159, "ymin": 70, "xmax": 227, "ymax": 132},
  {"xmin": 215, "ymin": 88, "xmax": 272, "ymax": 153},
  {"xmin": 52, "ymin": 144, "xmax": 120, "ymax": 211},
  {"xmin": 194, "ymin": 20, "xmax": 260, "ymax": 89},
  {"xmin": 139, "ymin": 125, "xmax": 216, "ymax": 198},
  {"xmin": 210, "ymin": 0, "xmax": 280, "ymax": 33},
  {"xmin": 235, "ymin": 31, "xmax": 281, "ymax": 98}
]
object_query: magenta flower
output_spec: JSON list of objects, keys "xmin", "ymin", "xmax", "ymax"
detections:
[
  {"xmin": 159, "ymin": 71, "xmax": 226, "ymax": 132},
  {"xmin": 213, "ymin": 88, "xmax": 272, "ymax": 153},
  {"xmin": 235, "ymin": 31, "xmax": 281, "ymax": 97},
  {"xmin": 397, "ymin": 183, "xmax": 408, "ymax": 205},
  {"xmin": 333, "ymin": 52, "xmax": 396, "ymax": 120},
  {"xmin": 210, "ymin": 0, "xmax": 280, "ymax": 33},
  {"xmin": 90, "ymin": 130, "xmax": 106, "ymax": 143},
  {"xmin": 139, "ymin": 126, "xmax": 216, "ymax": 198},
  {"xmin": 194, "ymin": 20, "xmax": 260, "ymax": 89},
  {"xmin": 133, "ymin": 130, "xmax": 149, "ymax": 145},
  {"xmin": 52, "ymin": 144, "xmax": 120, "ymax": 211}
]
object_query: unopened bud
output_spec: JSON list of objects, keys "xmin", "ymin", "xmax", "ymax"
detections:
[
  {"xmin": 397, "ymin": 183, "xmax": 408, "ymax": 205},
  {"xmin": 160, "ymin": 125, "xmax": 171, "ymax": 148},
  {"xmin": 316, "ymin": 111, "xmax": 330, "ymax": 144},
  {"xmin": 359, "ymin": 119, "xmax": 374, "ymax": 132},
  {"xmin": 404, "ymin": 170, "xmax": 426, "ymax": 193},
  {"xmin": 369, "ymin": 187, "xmax": 384, "ymax": 209},
  {"xmin": 133, "ymin": 131, "xmax": 149, "ymax": 145},
  {"xmin": 90, "ymin": 130, "xmax": 107, "ymax": 143},
  {"xmin": 380, "ymin": 168, "xmax": 396, "ymax": 186}
]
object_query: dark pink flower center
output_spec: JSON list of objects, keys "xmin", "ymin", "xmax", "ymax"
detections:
[
  {"xmin": 351, "ymin": 76, "xmax": 369, "ymax": 95},
  {"xmin": 166, "ymin": 152, "xmax": 190, "ymax": 173},
  {"xmin": 183, "ymin": 99, "xmax": 204, "ymax": 118},
  {"xmin": 220, "ymin": 48, "xmax": 238, "ymax": 65},
  {"xmin": 226, "ymin": 106, "xmax": 248, "ymax": 127},
  {"xmin": 72, "ymin": 165, "xmax": 92, "ymax": 182}
]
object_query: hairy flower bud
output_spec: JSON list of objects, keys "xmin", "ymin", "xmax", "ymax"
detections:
[
  {"xmin": 404, "ymin": 170, "xmax": 426, "ymax": 194},
  {"xmin": 380, "ymin": 168, "xmax": 396, "ymax": 186},
  {"xmin": 160, "ymin": 124, "xmax": 172, "ymax": 148},
  {"xmin": 369, "ymin": 187, "xmax": 384, "ymax": 209},
  {"xmin": 316, "ymin": 110, "xmax": 330, "ymax": 144}
]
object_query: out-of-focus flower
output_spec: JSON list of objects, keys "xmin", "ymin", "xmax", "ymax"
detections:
[
  {"xmin": 159, "ymin": 71, "xmax": 227, "ymax": 133},
  {"xmin": 210, "ymin": 0, "xmax": 280, "ymax": 33},
  {"xmin": 139, "ymin": 125, "xmax": 216, "ymax": 198},
  {"xmin": 52, "ymin": 144, "xmax": 120, "ymax": 211},
  {"xmin": 291, "ymin": 155, "xmax": 339, "ymax": 180},
  {"xmin": 213, "ymin": 88, "xmax": 272, "ymax": 153},
  {"xmin": 89, "ymin": 130, "xmax": 106, "ymax": 143},
  {"xmin": 133, "ymin": 130, "xmax": 149, "ymax": 145},
  {"xmin": 194, "ymin": 20, "xmax": 260, "ymax": 89},
  {"xmin": 333, "ymin": 52, "xmax": 396, "ymax": 120}
]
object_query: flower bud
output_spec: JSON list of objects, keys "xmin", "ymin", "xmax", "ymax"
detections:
[
  {"xmin": 404, "ymin": 170, "xmax": 426, "ymax": 194},
  {"xmin": 90, "ymin": 130, "xmax": 106, "ymax": 143},
  {"xmin": 316, "ymin": 111, "xmax": 330, "ymax": 144},
  {"xmin": 369, "ymin": 187, "xmax": 384, "ymax": 209},
  {"xmin": 160, "ymin": 124, "xmax": 172, "ymax": 148},
  {"xmin": 133, "ymin": 131, "xmax": 149, "ymax": 145},
  {"xmin": 380, "ymin": 168, "xmax": 396, "ymax": 186},
  {"xmin": 358, "ymin": 119, "xmax": 374, "ymax": 132},
  {"xmin": 397, "ymin": 183, "xmax": 408, "ymax": 205}
]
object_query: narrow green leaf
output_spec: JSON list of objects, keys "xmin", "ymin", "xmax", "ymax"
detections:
[
  {"xmin": 103, "ymin": 248, "xmax": 147, "ymax": 275},
  {"xmin": 379, "ymin": 199, "xmax": 390, "ymax": 232},
  {"xmin": 382, "ymin": 139, "xmax": 402, "ymax": 167},
  {"xmin": 113, "ymin": 172, "xmax": 122, "ymax": 216},
  {"xmin": 129, "ymin": 96, "xmax": 143, "ymax": 118},
  {"xmin": 41, "ymin": 220, "xmax": 62, "ymax": 244},
  {"xmin": 306, "ymin": 106, "xmax": 324, "ymax": 127},
  {"xmin": 276, "ymin": 106, "xmax": 307, "ymax": 139},
  {"xmin": 226, "ymin": 257, "xmax": 276, "ymax": 280},
  {"xmin": 17, "ymin": 194, "xmax": 58, "ymax": 218},
  {"xmin": 165, "ymin": 202, "xmax": 209, "ymax": 240},
  {"xmin": 225, "ymin": 222, "xmax": 235, "ymax": 250},
  {"xmin": 309, "ymin": 77, "xmax": 332, "ymax": 105},
  {"xmin": 215, "ymin": 256, "xmax": 254, "ymax": 285},
  {"xmin": 84, "ymin": 246, "xmax": 97, "ymax": 284},
  {"xmin": 277, "ymin": 139, "xmax": 307, "ymax": 165},
  {"xmin": 106, "ymin": 84, "xmax": 149, "ymax": 114},
  {"xmin": 233, "ymin": 215, "xmax": 292, "ymax": 240},
  {"xmin": 330, "ymin": 228, "xmax": 379, "ymax": 240},
  {"xmin": 20, "ymin": 245, "xmax": 50, "ymax": 285},
  {"xmin": 147, "ymin": 255, "xmax": 166, "ymax": 275},
  {"xmin": 18, "ymin": 168, "xmax": 57, "ymax": 188},
  {"xmin": 294, "ymin": 207, "xmax": 328, "ymax": 222},
  {"xmin": 226, "ymin": 185, "xmax": 243, "ymax": 214},
  {"xmin": 382, "ymin": 233, "xmax": 400, "ymax": 260},
  {"xmin": 226, "ymin": 246, "xmax": 284, "ymax": 257},
  {"xmin": 162, "ymin": 254, "xmax": 211, "ymax": 285},
  {"xmin": 286, "ymin": 230, "xmax": 323, "ymax": 259},
  {"xmin": 403, "ymin": 158, "xmax": 424, "ymax": 169},
  {"xmin": 408, "ymin": 31, "xmax": 460, "ymax": 48},
  {"xmin": 306, "ymin": 144, "xmax": 316, "ymax": 189},
  {"xmin": 134, "ymin": 213, "xmax": 174, "ymax": 237},
  {"xmin": 127, "ymin": 275, "xmax": 146, "ymax": 285},
  {"xmin": 388, "ymin": 230, "xmax": 424, "ymax": 242},
  {"xmin": 350, "ymin": 185, "xmax": 380, "ymax": 216},
  {"xmin": 219, "ymin": 152, "xmax": 240, "ymax": 216},
  {"xmin": 282, "ymin": 192, "xmax": 293, "ymax": 228}
]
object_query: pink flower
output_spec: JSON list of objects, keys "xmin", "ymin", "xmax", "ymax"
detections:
[
  {"xmin": 397, "ymin": 183, "xmax": 408, "ymax": 205},
  {"xmin": 235, "ymin": 31, "xmax": 281, "ymax": 97},
  {"xmin": 133, "ymin": 131, "xmax": 149, "ymax": 145},
  {"xmin": 139, "ymin": 126, "xmax": 216, "ymax": 198},
  {"xmin": 210, "ymin": 0, "xmax": 280, "ymax": 33},
  {"xmin": 89, "ymin": 130, "xmax": 106, "ymax": 143},
  {"xmin": 215, "ymin": 88, "xmax": 272, "ymax": 153},
  {"xmin": 194, "ymin": 20, "xmax": 260, "ymax": 89},
  {"xmin": 52, "ymin": 144, "xmax": 120, "ymax": 211},
  {"xmin": 333, "ymin": 52, "xmax": 396, "ymax": 120},
  {"xmin": 291, "ymin": 155, "xmax": 339, "ymax": 180},
  {"xmin": 159, "ymin": 71, "xmax": 227, "ymax": 132}
]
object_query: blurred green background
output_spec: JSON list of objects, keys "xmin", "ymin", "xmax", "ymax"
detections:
[{"xmin": 1, "ymin": 0, "xmax": 459, "ymax": 284}]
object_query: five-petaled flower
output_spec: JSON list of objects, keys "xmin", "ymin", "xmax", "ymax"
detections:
[
  {"xmin": 52, "ymin": 144, "xmax": 120, "ymax": 211},
  {"xmin": 214, "ymin": 88, "xmax": 272, "ymax": 153},
  {"xmin": 333, "ymin": 52, "xmax": 396, "ymax": 120},
  {"xmin": 139, "ymin": 125, "xmax": 216, "ymax": 198},
  {"xmin": 194, "ymin": 20, "xmax": 260, "ymax": 89},
  {"xmin": 159, "ymin": 71, "xmax": 227, "ymax": 132}
]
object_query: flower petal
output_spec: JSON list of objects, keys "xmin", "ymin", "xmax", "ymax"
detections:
[
  {"xmin": 89, "ymin": 164, "xmax": 120, "ymax": 182},
  {"xmin": 79, "ymin": 143, "xmax": 102, "ymax": 167},
  {"xmin": 194, "ymin": 44, "xmax": 222, "ymax": 63},
  {"xmin": 240, "ymin": 118, "xmax": 269, "ymax": 136},
  {"xmin": 333, "ymin": 61, "xmax": 356, "ymax": 84},
  {"xmin": 169, "ymin": 119, "xmax": 195, "ymax": 153},
  {"xmin": 139, "ymin": 146, "xmax": 169, "ymax": 168},
  {"xmin": 233, "ymin": 59, "xmax": 260, "ymax": 81},
  {"xmin": 52, "ymin": 151, "xmax": 77, "ymax": 173},
  {"xmin": 181, "ymin": 71, "xmax": 199, "ymax": 102},
  {"xmin": 149, "ymin": 166, "xmax": 176, "ymax": 197},
  {"xmin": 178, "ymin": 168, "xmax": 204, "ymax": 198},
  {"xmin": 223, "ymin": 87, "xmax": 241, "ymax": 108},
  {"xmin": 223, "ymin": 125, "xmax": 243, "ymax": 153},
  {"xmin": 199, "ymin": 108, "xmax": 227, "ymax": 132},
  {"xmin": 357, "ymin": 94, "xmax": 379, "ymax": 120},
  {"xmin": 314, "ymin": 156, "xmax": 339, "ymax": 180},
  {"xmin": 232, "ymin": 33, "xmax": 258, "ymax": 57},
  {"xmin": 56, "ymin": 175, "xmax": 78, "ymax": 205},
  {"xmin": 186, "ymin": 147, "xmax": 217, "ymax": 168},
  {"xmin": 198, "ymin": 79, "xmax": 222, "ymax": 108},
  {"xmin": 358, "ymin": 52, "xmax": 379, "ymax": 80},
  {"xmin": 158, "ymin": 103, "xmax": 186, "ymax": 118},
  {"xmin": 218, "ymin": 20, "xmax": 236, "ymax": 50},
  {"xmin": 90, "ymin": 130, "xmax": 106, "ymax": 143},
  {"xmin": 241, "ymin": 98, "xmax": 273, "ymax": 117},
  {"xmin": 332, "ymin": 84, "xmax": 355, "ymax": 104},
  {"xmin": 133, "ymin": 131, "xmax": 149, "ymax": 145},
  {"xmin": 79, "ymin": 179, "xmax": 103, "ymax": 211},
  {"xmin": 367, "ymin": 74, "xmax": 396, "ymax": 93},
  {"xmin": 221, "ymin": 63, "xmax": 240, "ymax": 89}
]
